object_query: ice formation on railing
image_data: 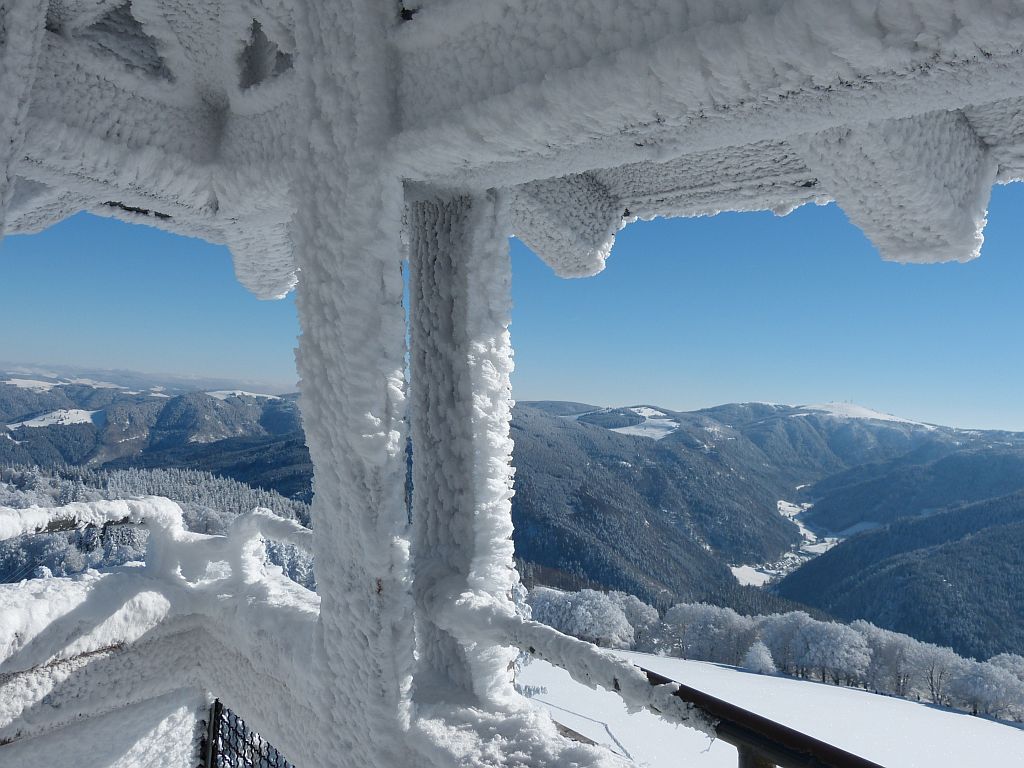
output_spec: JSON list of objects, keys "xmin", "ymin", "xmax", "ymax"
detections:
[
  {"xmin": 433, "ymin": 587, "xmax": 716, "ymax": 738},
  {"xmin": 0, "ymin": 497, "xmax": 320, "ymax": 765},
  {"xmin": 0, "ymin": 498, "xmax": 313, "ymax": 584}
]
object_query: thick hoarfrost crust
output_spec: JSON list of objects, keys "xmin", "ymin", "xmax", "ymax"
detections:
[
  {"xmin": 6, "ymin": 0, "xmax": 1024, "ymax": 286},
  {"xmin": 408, "ymin": 190, "xmax": 519, "ymax": 707},
  {"xmin": 0, "ymin": 690, "xmax": 205, "ymax": 768},
  {"xmin": 288, "ymin": 2, "xmax": 417, "ymax": 766},
  {"xmin": 6, "ymin": 1, "xmax": 1024, "ymax": 765},
  {"xmin": 0, "ymin": 496, "xmax": 183, "ymax": 540},
  {"xmin": 509, "ymin": 174, "xmax": 622, "ymax": 278},
  {"xmin": 395, "ymin": 0, "xmax": 1024, "ymax": 183},
  {"xmin": 0, "ymin": 531, "xmax": 320, "ymax": 764},
  {"xmin": 796, "ymin": 110, "xmax": 997, "ymax": 263},
  {"xmin": 0, "ymin": 0, "xmax": 47, "ymax": 239},
  {"xmin": 432, "ymin": 589, "xmax": 716, "ymax": 739},
  {"xmin": 3, "ymin": 0, "xmax": 301, "ymax": 299}
]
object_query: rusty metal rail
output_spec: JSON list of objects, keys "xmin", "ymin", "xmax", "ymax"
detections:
[{"xmin": 639, "ymin": 665, "xmax": 884, "ymax": 768}]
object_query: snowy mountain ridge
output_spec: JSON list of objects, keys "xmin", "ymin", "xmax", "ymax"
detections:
[
  {"xmin": 0, "ymin": 363, "xmax": 290, "ymax": 398},
  {"xmin": 560, "ymin": 400, "xmax": 943, "ymax": 441},
  {"xmin": 796, "ymin": 402, "xmax": 935, "ymax": 428}
]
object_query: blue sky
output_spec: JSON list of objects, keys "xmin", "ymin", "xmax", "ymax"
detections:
[
  {"xmin": 0, "ymin": 214, "xmax": 300, "ymax": 390},
  {"xmin": 2, "ymin": 183, "xmax": 1023, "ymax": 430}
]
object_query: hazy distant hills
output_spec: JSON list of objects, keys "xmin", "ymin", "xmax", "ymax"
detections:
[{"xmin": 8, "ymin": 368, "xmax": 1024, "ymax": 654}]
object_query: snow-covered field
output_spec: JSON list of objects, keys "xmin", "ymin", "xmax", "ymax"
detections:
[
  {"xmin": 519, "ymin": 651, "xmax": 1024, "ymax": 767},
  {"xmin": 728, "ymin": 565, "xmax": 772, "ymax": 587},
  {"xmin": 7, "ymin": 409, "xmax": 104, "ymax": 429},
  {"xmin": 206, "ymin": 390, "xmax": 281, "ymax": 401},
  {"xmin": 2, "ymin": 378, "xmax": 58, "ymax": 391},
  {"xmin": 611, "ymin": 407, "xmax": 678, "ymax": 440}
]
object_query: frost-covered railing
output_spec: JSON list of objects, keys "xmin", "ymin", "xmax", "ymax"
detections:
[
  {"xmin": 0, "ymin": 498, "xmax": 318, "ymax": 760},
  {"xmin": 4, "ymin": 500, "xmax": 883, "ymax": 766},
  {"xmin": 0, "ymin": 497, "xmax": 313, "ymax": 584},
  {"xmin": 438, "ymin": 593, "xmax": 884, "ymax": 768}
]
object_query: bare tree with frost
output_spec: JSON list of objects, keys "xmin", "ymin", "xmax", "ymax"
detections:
[{"xmin": 743, "ymin": 640, "xmax": 777, "ymax": 675}]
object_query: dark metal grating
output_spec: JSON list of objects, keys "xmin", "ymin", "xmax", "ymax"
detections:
[{"xmin": 201, "ymin": 700, "xmax": 295, "ymax": 768}]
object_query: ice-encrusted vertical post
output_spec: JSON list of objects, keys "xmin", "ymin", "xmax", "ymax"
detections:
[
  {"xmin": 289, "ymin": 1, "xmax": 414, "ymax": 766},
  {"xmin": 0, "ymin": 0, "xmax": 46, "ymax": 239},
  {"xmin": 408, "ymin": 189, "xmax": 520, "ymax": 707}
]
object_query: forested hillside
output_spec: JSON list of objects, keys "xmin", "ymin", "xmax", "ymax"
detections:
[{"xmin": 778, "ymin": 492, "xmax": 1024, "ymax": 658}]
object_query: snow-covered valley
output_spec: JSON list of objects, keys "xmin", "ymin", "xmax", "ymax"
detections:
[{"xmin": 730, "ymin": 499, "xmax": 841, "ymax": 587}]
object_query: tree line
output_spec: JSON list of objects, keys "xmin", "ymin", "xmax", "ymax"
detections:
[{"xmin": 528, "ymin": 586, "xmax": 1024, "ymax": 722}]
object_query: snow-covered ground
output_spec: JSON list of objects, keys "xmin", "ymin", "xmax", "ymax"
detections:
[
  {"xmin": 2, "ymin": 378, "xmax": 58, "ymax": 391},
  {"xmin": 519, "ymin": 651, "xmax": 1024, "ymax": 767},
  {"xmin": 730, "ymin": 499, "xmax": 839, "ymax": 586},
  {"xmin": 728, "ymin": 565, "xmax": 772, "ymax": 587},
  {"xmin": 7, "ymin": 409, "xmax": 104, "ymax": 429},
  {"xmin": 206, "ymin": 390, "xmax": 281, "ymax": 401},
  {"xmin": 611, "ymin": 407, "xmax": 678, "ymax": 441},
  {"xmin": 67, "ymin": 378, "xmax": 125, "ymax": 390}
]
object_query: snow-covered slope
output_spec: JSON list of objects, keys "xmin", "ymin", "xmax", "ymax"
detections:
[
  {"xmin": 7, "ymin": 409, "xmax": 103, "ymax": 429},
  {"xmin": 610, "ymin": 407, "xmax": 678, "ymax": 440},
  {"xmin": 518, "ymin": 651, "xmax": 1024, "ymax": 767},
  {"xmin": 2, "ymin": 378, "xmax": 58, "ymax": 391},
  {"xmin": 798, "ymin": 402, "xmax": 934, "ymax": 428},
  {"xmin": 206, "ymin": 391, "xmax": 281, "ymax": 401}
]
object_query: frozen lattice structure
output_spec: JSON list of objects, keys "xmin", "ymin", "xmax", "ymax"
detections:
[{"xmin": 2, "ymin": 1, "xmax": 1024, "ymax": 766}]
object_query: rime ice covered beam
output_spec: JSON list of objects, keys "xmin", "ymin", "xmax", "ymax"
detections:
[
  {"xmin": 797, "ymin": 111, "xmax": 997, "ymax": 263},
  {"xmin": 509, "ymin": 173, "xmax": 622, "ymax": 278},
  {"xmin": 408, "ymin": 190, "xmax": 519, "ymax": 707},
  {"xmin": 21, "ymin": 34, "xmax": 224, "ymax": 204},
  {"xmin": 291, "ymin": 174, "xmax": 412, "ymax": 766},
  {"xmin": 394, "ymin": 0, "xmax": 1024, "ymax": 189},
  {"xmin": 224, "ymin": 219, "xmax": 297, "ymax": 299},
  {"xmin": 8, "ymin": 23, "xmax": 300, "ymax": 298},
  {"xmin": 44, "ymin": 0, "xmax": 120, "ymax": 34},
  {"xmin": 0, "ymin": 0, "xmax": 47, "ymax": 239},
  {"xmin": 289, "ymin": 1, "xmax": 414, "ymax": 765}
]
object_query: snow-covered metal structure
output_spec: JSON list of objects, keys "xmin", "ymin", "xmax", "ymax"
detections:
[{"xmin": 2, "ymin": 1, "xmax": 1024, "ymax": 766}]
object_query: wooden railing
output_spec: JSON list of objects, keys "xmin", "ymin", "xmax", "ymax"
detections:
[{"xmin": 637, "ymin": 665, "xmax": 883, "ymax": 768}]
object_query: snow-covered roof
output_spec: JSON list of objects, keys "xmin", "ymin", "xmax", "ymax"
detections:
[{"xmin": 5, "ymin": 0, "xmax": 1024, "ymax": 296}]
